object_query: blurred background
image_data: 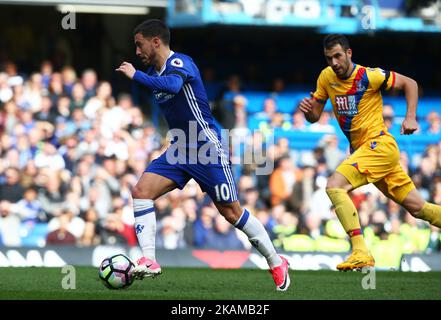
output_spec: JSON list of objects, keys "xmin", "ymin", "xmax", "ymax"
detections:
[{"xmin": 0, "ymin": 0, "xmax": 441, "ymax": 270}]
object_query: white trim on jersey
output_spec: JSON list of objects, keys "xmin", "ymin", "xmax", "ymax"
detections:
[
  {"xmin": 186, "ymin": 84, "xmax": 238, "ymax": 202},
  {"xmin": 182, "ymin": 83, "xmax": 238, "ymax": 202},
  {"xmin": 156, "ymin": 50, "xmax": 175, "ymax": 76}
]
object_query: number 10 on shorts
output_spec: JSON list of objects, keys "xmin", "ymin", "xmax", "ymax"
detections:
[{"xmin": 215, "ymin": 183, "xmax": 231, "ymax": 202}]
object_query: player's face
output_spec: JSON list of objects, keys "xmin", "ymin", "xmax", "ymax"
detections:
[
  {"xmin": 134, "ymin": 33, "xmax": 157, "ymax": 66},
  {"xmin": 324, "ymin": 44, "xmax": 352, "ymax": 78}
]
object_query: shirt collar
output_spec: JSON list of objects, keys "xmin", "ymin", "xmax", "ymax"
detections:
[
  {"xmin": 340, "ymin": 63, "xmax": 357, "ymax": 80},
  {"xmin": 157, "ymin": 50, "xmax": 175, "ymax": 76}
]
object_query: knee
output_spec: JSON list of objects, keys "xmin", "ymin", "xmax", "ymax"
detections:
[
  {"xmin": 326, "ymin": 176, "xmax": 343, "ymax": 191},
  {"xmin": 131, "ymin": 185, "xmax": 152, "ymax": 200},
  {"xmin": 326, "ymin": 173, "xmax": 352, "ymax": 192},
  {"xmin": 218, "ymin": 203, "xmax": 242, "ymax": 224},
  {"xmin": 407, "ymin": 201, "xmax": 425, "ymax": 217},
  {"xmin": 221, "ymin": 207, "xmax": 237, "ymax": 224},
  {"xmin": 401, "ymin": 190, "xmax": 426, "ymax": 216}
]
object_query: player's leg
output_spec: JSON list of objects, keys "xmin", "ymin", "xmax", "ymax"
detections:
[
  {"xmin": 131, "ymin": 172, "xmax": 178, "ymax": 279},
  {"xmin": 132, "ymin": 172, "xmax": 178, "ymax": 258},
  {"xmin": 186, "ymin": 155, "xmax": 290, "ymax": 291},
  {"xmin": 405, "ymin": 192, "xmax": 441, "ymax": 228},
  {"xmin": 213, "ymin": 199, "xmax": 290, "ymax": 291},
  {"xmin": 328, "ymin": 135, "xmax": 401, "ymax": 270},
  {"xmin": 326, "ymin": 169, "xmax": 374, "ymax": 270},
  {"xmin": 375, "ymin": 169, "xmax": 441, "ymax": 228},
  {"xmin": 132, "ymin": 153, "xmax": 190, "ymax": 279}
]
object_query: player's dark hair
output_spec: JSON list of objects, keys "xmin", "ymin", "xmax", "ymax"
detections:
[
  {"xmin": 133, "ymin": 19, "xmax": 170, "ymax": 45},
  {"xmin": 323, "ymin": 34, "xmax": 350, "ymax": 51}
]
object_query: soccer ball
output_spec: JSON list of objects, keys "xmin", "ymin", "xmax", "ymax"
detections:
[{"xmin": 98, "ymin": 254, "xmax": 135, "ymax": 289}]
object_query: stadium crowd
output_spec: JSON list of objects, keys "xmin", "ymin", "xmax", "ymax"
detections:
[{"xmin": 0, "ymin": 61, "xmax": 440, "ymax": 258}]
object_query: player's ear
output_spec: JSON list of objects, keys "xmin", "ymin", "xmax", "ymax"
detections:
[
  {"xmin": 346, "ymin": 48, "xmax": 352, "ymax": 58},
  {"xmin": 153, "ymin": 36, "xmax": 161, "ymax": 48}
]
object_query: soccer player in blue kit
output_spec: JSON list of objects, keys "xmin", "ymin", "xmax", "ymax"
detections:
[{"xmin": 116, "ymin": 19, "xmax": 290, "ymax": 291}]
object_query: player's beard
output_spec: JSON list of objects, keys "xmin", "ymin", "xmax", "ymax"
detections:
[
  {"xmin": 141, "ymin": 55, "xmax": 150, "ymax": 66},
  {"xmin": 141, "ymin": 51, "xmax": 154, "ymax": 66}
]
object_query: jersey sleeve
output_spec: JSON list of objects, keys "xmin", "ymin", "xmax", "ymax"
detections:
[
  {"xmin": 165, "ymin": 56, "xmax": 194, "ymax": 83},
  {"xmin": 133, "ymin": 71, "xmax": 184, "ymax": 94},
  {"xmin": 312, "ymin": 70, "xmax": 328, "ymax": 104},
  {"xmin": 366, "ymin": 67, "xmax": 395, "ymax": 91}
]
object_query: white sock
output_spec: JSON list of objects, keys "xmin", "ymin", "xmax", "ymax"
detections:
[
  {"xmin": 234, "ymin": 208, "xmax": 282, "ymax": 268},
  {"xmin": 133, "ymin": 199, "xmax": 156, "ymax": 261}
]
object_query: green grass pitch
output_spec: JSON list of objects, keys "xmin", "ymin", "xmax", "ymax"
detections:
[{"xmin": 0, "ymin": 267, "xmax": 440, "ymax": 300}]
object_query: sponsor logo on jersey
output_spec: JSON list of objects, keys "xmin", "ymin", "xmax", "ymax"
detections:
[
  {"xmin": 335, "ymin": 94, "xmax": 358, "ymax": 116},
  {"xmin": 154, "ymin": 91, "xmax": 175, "ymax": 102}
]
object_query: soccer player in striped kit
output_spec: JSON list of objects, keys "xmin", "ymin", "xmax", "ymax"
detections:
[{"xmin": 116, "ymin": 19, "xmax": 290, "ymax": 291}]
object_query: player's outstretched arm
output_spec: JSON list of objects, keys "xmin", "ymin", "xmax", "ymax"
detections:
[
  {"xmin": 393, "ymin": 72, "xmax": 419, "ymax": 135},
  {"xmin": 298, "ymin": 92, "xmax": 326, "ymax": 123},
  {"xmin": 115, "ymin": 61, "xmax": 184, "ymax": 94}
]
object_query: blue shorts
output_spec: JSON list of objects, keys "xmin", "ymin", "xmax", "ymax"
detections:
[{"xmin": 145, "ymin": 149, "xmax": 238, "ymax": 203}]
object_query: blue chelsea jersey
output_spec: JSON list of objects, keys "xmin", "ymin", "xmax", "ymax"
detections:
[{"xmin": 144, "ymin": 51, "xmax": 222, "ymax": 149}]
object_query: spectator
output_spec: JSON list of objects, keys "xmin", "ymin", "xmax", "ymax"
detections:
[
  {"xmin": 256, "ymin": 209, "xmax": 276, "ymax": 240},
  {"xmin": 257, "ymin": 98, "xmax": 277, "ymax": 120},
  {"xmin": 193, "ymin": 205, "xmax": 216, "ymax": 247},
  {"xmin": 83, "ymin": 81, "xmax": 113, "ymax": 120},
  {"xmin": 203, "ymin": 215, "xmax": 245, "ymax": 250},
  {"xmin": 291, "ymin": 108, "xmax": 308, "ymax": 131},
  {"xmin": 382, "ymin": 104, "xmax": 397, "ymax": 132},
  {"xmin": 0, "ymin": 167, "xmax": 25, "ymax": 202},
  {"xmin": 79, "ymin": 208, "xmax": 100, "ymax": 246},
  {"xmin": 34, "ymin": 94, "xmax": 57, "ymax": 123},
  {"xmin": 426, "ymin": 111, "xmax": 441, "ymax": 135},
  {"xmin": 37, "ymin": 169, "xmax": 68, "ymax": 220},
  {"xmin": 243, "ymin": 187, "xmax": 265, "ymax": 215},
  {"xmin": 34, "ymin": 142, "xmax": 66, "ymax": 170},
  {"xmin": 0, "ymin": 200, "xmax": 21, "ymax": 246},
  {"xmin": 61, "ymin": 66, "xmax": 77, "ymax": 96},
  {"xmin": 269, "ymin": 155, "xmax": 301, "ymax": 206},
  {"xmin": 287, "ymin": 164, "xmax": 316, "ymax": 214},
  {"xmin": 0, "ymin": 72, "xmax": 13, "ymax": 103},
  {"xmin": 309, "ymin": 111, "xmax": 335, "ymax": 133},
  {"xmin": 309, "ymin": 176, "xmax": 333, "ymax": 221},
  {"xmin": 14, "ymin": 186, "xmax": 42, "ymax": 223},
  {"xmin": 81, "ymin": 69, "xmax": 98, "ymax": 100},
  {"xmin": 156, "ymin": 215, "xmax": 187, "ymax": 249},
  {"xmin": 232, "ymin": 94, "xmax": 248, "ymax": 130},
  {"xmin": 46, "ymin": 212, "xmax": 77, "ymax": 245},
  {"xmin": 98, "ymin": 213, "xmax": 136, "ymax": 246},
  {"xmin": 319, "ymin": 134, "xmax": 345, "ymax": 171},
  {"xmin": 20, "ymin": 160, "xmax": 39, "ymax": 188},
  {"xmin": 47, "ymin": 207, "xmax": 85, "ymax": 239}
]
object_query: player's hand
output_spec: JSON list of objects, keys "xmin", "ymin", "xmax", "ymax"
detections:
[
  {"xmin": 115, "ymin": 62, "xmax": 136, "ymax": 79},
  {"xmin": 401, "ymin": 117, "xmax": 419, "ymax": 135},
  {"xmin": 298, "ymin": 92, "xmax": 315, "ymax": 114}
]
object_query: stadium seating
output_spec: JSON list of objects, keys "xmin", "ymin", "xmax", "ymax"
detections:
[
  {"xmin": 19, "ymin": 223, "xmax": 48, "ymax": 247},
  {"xmin": 238, "ymin": 90, "xmax": 441, "ymax": 159}
]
